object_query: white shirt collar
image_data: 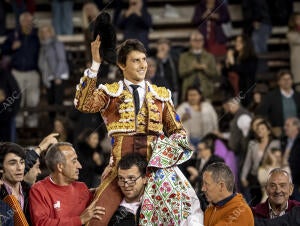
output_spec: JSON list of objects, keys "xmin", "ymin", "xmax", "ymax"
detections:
[
  {"xmin": 280, "ymin": 88, "xmax": 294, "ymax": 98},
  {"xmin": 124, "ymin": 79, "xmax": 146, "ymax": 92}
]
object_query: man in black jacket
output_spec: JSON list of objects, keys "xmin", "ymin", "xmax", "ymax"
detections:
[{"xmin": 258, "ymin": 71, "xmax": 300, "ymax": 136}]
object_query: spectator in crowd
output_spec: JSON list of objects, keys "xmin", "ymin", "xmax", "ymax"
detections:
[
  {"xmin": 51, "ymin": 0, "xmax": 73, "ymax": 35},
  {"xmin": 0, "ymin": 143, "xmax": 30, "ymax": 223},
  {"xmin": 0, "ymin": 64, "xmax": 21, "ymax": 142},
  {"xmin": 52, "ymin": 116, "xmax": 73, "ymax": 143},
  {"xmin": 38, "ymin": 24, "xmax": 69, "ymax": 121},
  {"xmin": 145, "ymin": 57, "xmax": 158, "ymax": 81},
  {"xmin": 258, "ymin": 148, "xmax": 286, "ymax": 202},
  {"xmin": 257, "ymin": 70, "xmax": 300, "ymax": 136},
  {"xmin": 116, "ymin": 0, "xmax": 152, "ymax": 49},
  {"xmin": 185, "ymin": 136, "xmax": 224, "ymax": 210},
  {"xmin": 202, "ymin": 162, "xmax": 254, "ymax": 225},
  {"xmin": 252, "ymin": 168, "xmax": 300, "ymax": 218},
  {"xmin": 76, "ymin": 129, "xmax": 106, "ymax": 188},
  {"xmin": 225, "ymin": 34, "xmax": 257, "ymax": 106},
  {"xmin": 153, "ymin": 39, "xmax": 180, "ymax": 105},
  {"xmin": 179, "ymin": 30, "xmax": 219, "ymax": 101},
  {"xmin": 192, "ymin": 0, "xmax": 230, "ymax": 57},
  {"xmin": 29, "ymin": 142, "xmax": 106, "ymax": 225},
  {"xmin": 6, "ymin": 0, "xmax": 35, "ymax": 29},
  {"xmin": 214, "ymin": 97, "xmax": 252, "ymax": 170},
  {"xmin": 108, "ymin": 153, "xmax": 147, "ymax": 225},
  {"xmin": 74, "ymin": 37, "xmax": 189, "ymax": 225},
  {"xmin": 248, "ymin": 84, "xmax": 269, "ymax": 114},
  {"xmin": 241, "ymin": 119, "xmax": 280, "ymax": 205},
  {"xmin": 282, "ymin": 117, "xmax": 300, "ymax": 201},
  {"xmin": 176, "ymin": 85, "xmax": 218, "ymax": 148},
  {"xmin": 1, "ymin": 12, "xmax": 40, "ymax": 128},
  {"xmin": 0, "ymin": 133, "xmax": 57, "ymax": 224},
  {"xmin": 242, "ymin": 0, "xmax": 272, "ymax": 54},
  {"xmin": 287, "ymin": 12, "xmax": 300, "ymax": 87},
  {"xmin": 23, "ymin": 158, "xmax": 41, "ymax": 185}
]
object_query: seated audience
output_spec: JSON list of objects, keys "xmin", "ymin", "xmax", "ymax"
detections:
[
  {"xmin": 252, "ymin": 168, "xmax": 300, "ymax": 219},
  {"xmin": 29, "ymin": 142, "xmax": 106, "ymax": 225},
  {"xmin": 108, "ymin": 153, "xmax": 147, "ymax": 225},
  {"xmin": 202, "ymin": 162, "xmax": 254, "ymax": 225}
]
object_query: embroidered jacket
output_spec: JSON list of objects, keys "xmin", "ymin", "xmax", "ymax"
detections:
[{"xmin": 74, "ymin": 70, "xmax": 185, "ymax": 138}]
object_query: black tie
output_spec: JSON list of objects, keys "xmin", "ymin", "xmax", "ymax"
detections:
[{"xmin": 130, "ymin": 84, "xmax": 140, "ymax": 115}]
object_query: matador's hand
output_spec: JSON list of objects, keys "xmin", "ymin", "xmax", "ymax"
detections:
[{"xmin": 91, "ymin": 35, "xmax": 102, "ymax": 63}]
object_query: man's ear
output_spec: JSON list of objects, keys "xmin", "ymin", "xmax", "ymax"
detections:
[
  {"xmin": 57, "ymin": 163, "xmax": 64, "ymax": 173},
  {"xmin": 142, "ymin": 176, "xmax": 147, "ymax": 185},
  {"xmin": 117, "ymin": 62, "xmax": 125, "ymax": 71}
]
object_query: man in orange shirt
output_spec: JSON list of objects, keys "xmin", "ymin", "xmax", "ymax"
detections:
[{"xmin": 202, "ymin": 162, "xmax": 254, "ymax": 226}]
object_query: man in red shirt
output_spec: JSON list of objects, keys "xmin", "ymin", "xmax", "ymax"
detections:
[{"xmin": 29, "ymin": 142, "xmax": 105, "ymax": 225}]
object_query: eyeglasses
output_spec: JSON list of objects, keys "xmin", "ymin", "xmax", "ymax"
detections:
[
  {"xmin": 191, "ymin": 38, "xmax": 203, "ymax": 42},
  {"xmin": 117, "ymin": 175, "xmax": 142, "ymax": 187}
]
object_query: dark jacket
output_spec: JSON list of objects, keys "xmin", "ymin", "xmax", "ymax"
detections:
[
  {"xmin": 0, "ymin": 181, "xmax": 32, "ymax": 225},
  {"xmin": 77, "ymin": 142, "xmax": 105, "ymax": 188},
  {"xmin": 287, "ymin": 135, "xmax": 300, "ymax": 185},
  {"xmin": 116, "ymin": 8, "xmax": 152, "ymax": 49},
  {"xmin": 1, "ymin": 28, "xmax": 39, "ymax": 71},
  {"xmin": 255, "ymin": 206, "xmax": 300, "ymax": 226},
  {"xmin": 252, "ymin": 199, "xmax": 300, "ymax": 219},
  {"xmin": 0, "ymin": 200, "xmax": 14, "ymax": 225},
  {"xmin": 257, "ymin": 88, "xmax": 300, "ymax": 127},
  {"xmin": 108, "ymin": 206, "xmax": 140, "ymax": 226}
]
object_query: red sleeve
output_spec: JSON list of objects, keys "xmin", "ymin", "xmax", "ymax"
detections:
[{"xmin": 29, "ymin": 185, "xmax": 82, "ymax": 226}]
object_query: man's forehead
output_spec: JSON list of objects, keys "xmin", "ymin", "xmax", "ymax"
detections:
[
  {"xmin": 118, "ymin": 165, "xmax": 140, "ymax": 176},
  {"xmin": 269, "ymin": 173, "xmax": 289, "ymax": 183},
  {"xmin": 4, "ymin": 153, "xmax": 24, "ymax": 161}
]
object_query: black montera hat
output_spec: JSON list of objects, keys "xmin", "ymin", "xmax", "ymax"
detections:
[{"xmin": 93, "ymin": 12, "xmax": 117, "ymax": 65}]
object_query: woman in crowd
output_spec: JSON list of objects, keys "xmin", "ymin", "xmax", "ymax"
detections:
[
  {"xmin": 241, "ymin": 119, "xmax": 280, "ymax": 205},
  {"xmin": 76, "ymin": 129, "xmax": 106, "ymax": 188},
  {"xmin": 176, "ymin": 85, "xmax": 218, "ymax": 150},
  {"xmin": 225, "ymin": 34, "xmax": 257, "ymax": 106}
]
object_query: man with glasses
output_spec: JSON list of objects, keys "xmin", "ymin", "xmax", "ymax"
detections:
[{"xmin": 108, "ymin": 153, "xmax": 147, "ymax": 226}]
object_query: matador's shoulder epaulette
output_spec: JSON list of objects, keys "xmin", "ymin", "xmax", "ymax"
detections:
[
  {"xmin": 147, "ymin": 81, "xmax": 172, "ymax": 102},
  {"xmin": 98, "ymin": 81, "xmax": 123, "ymax": 97}
]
